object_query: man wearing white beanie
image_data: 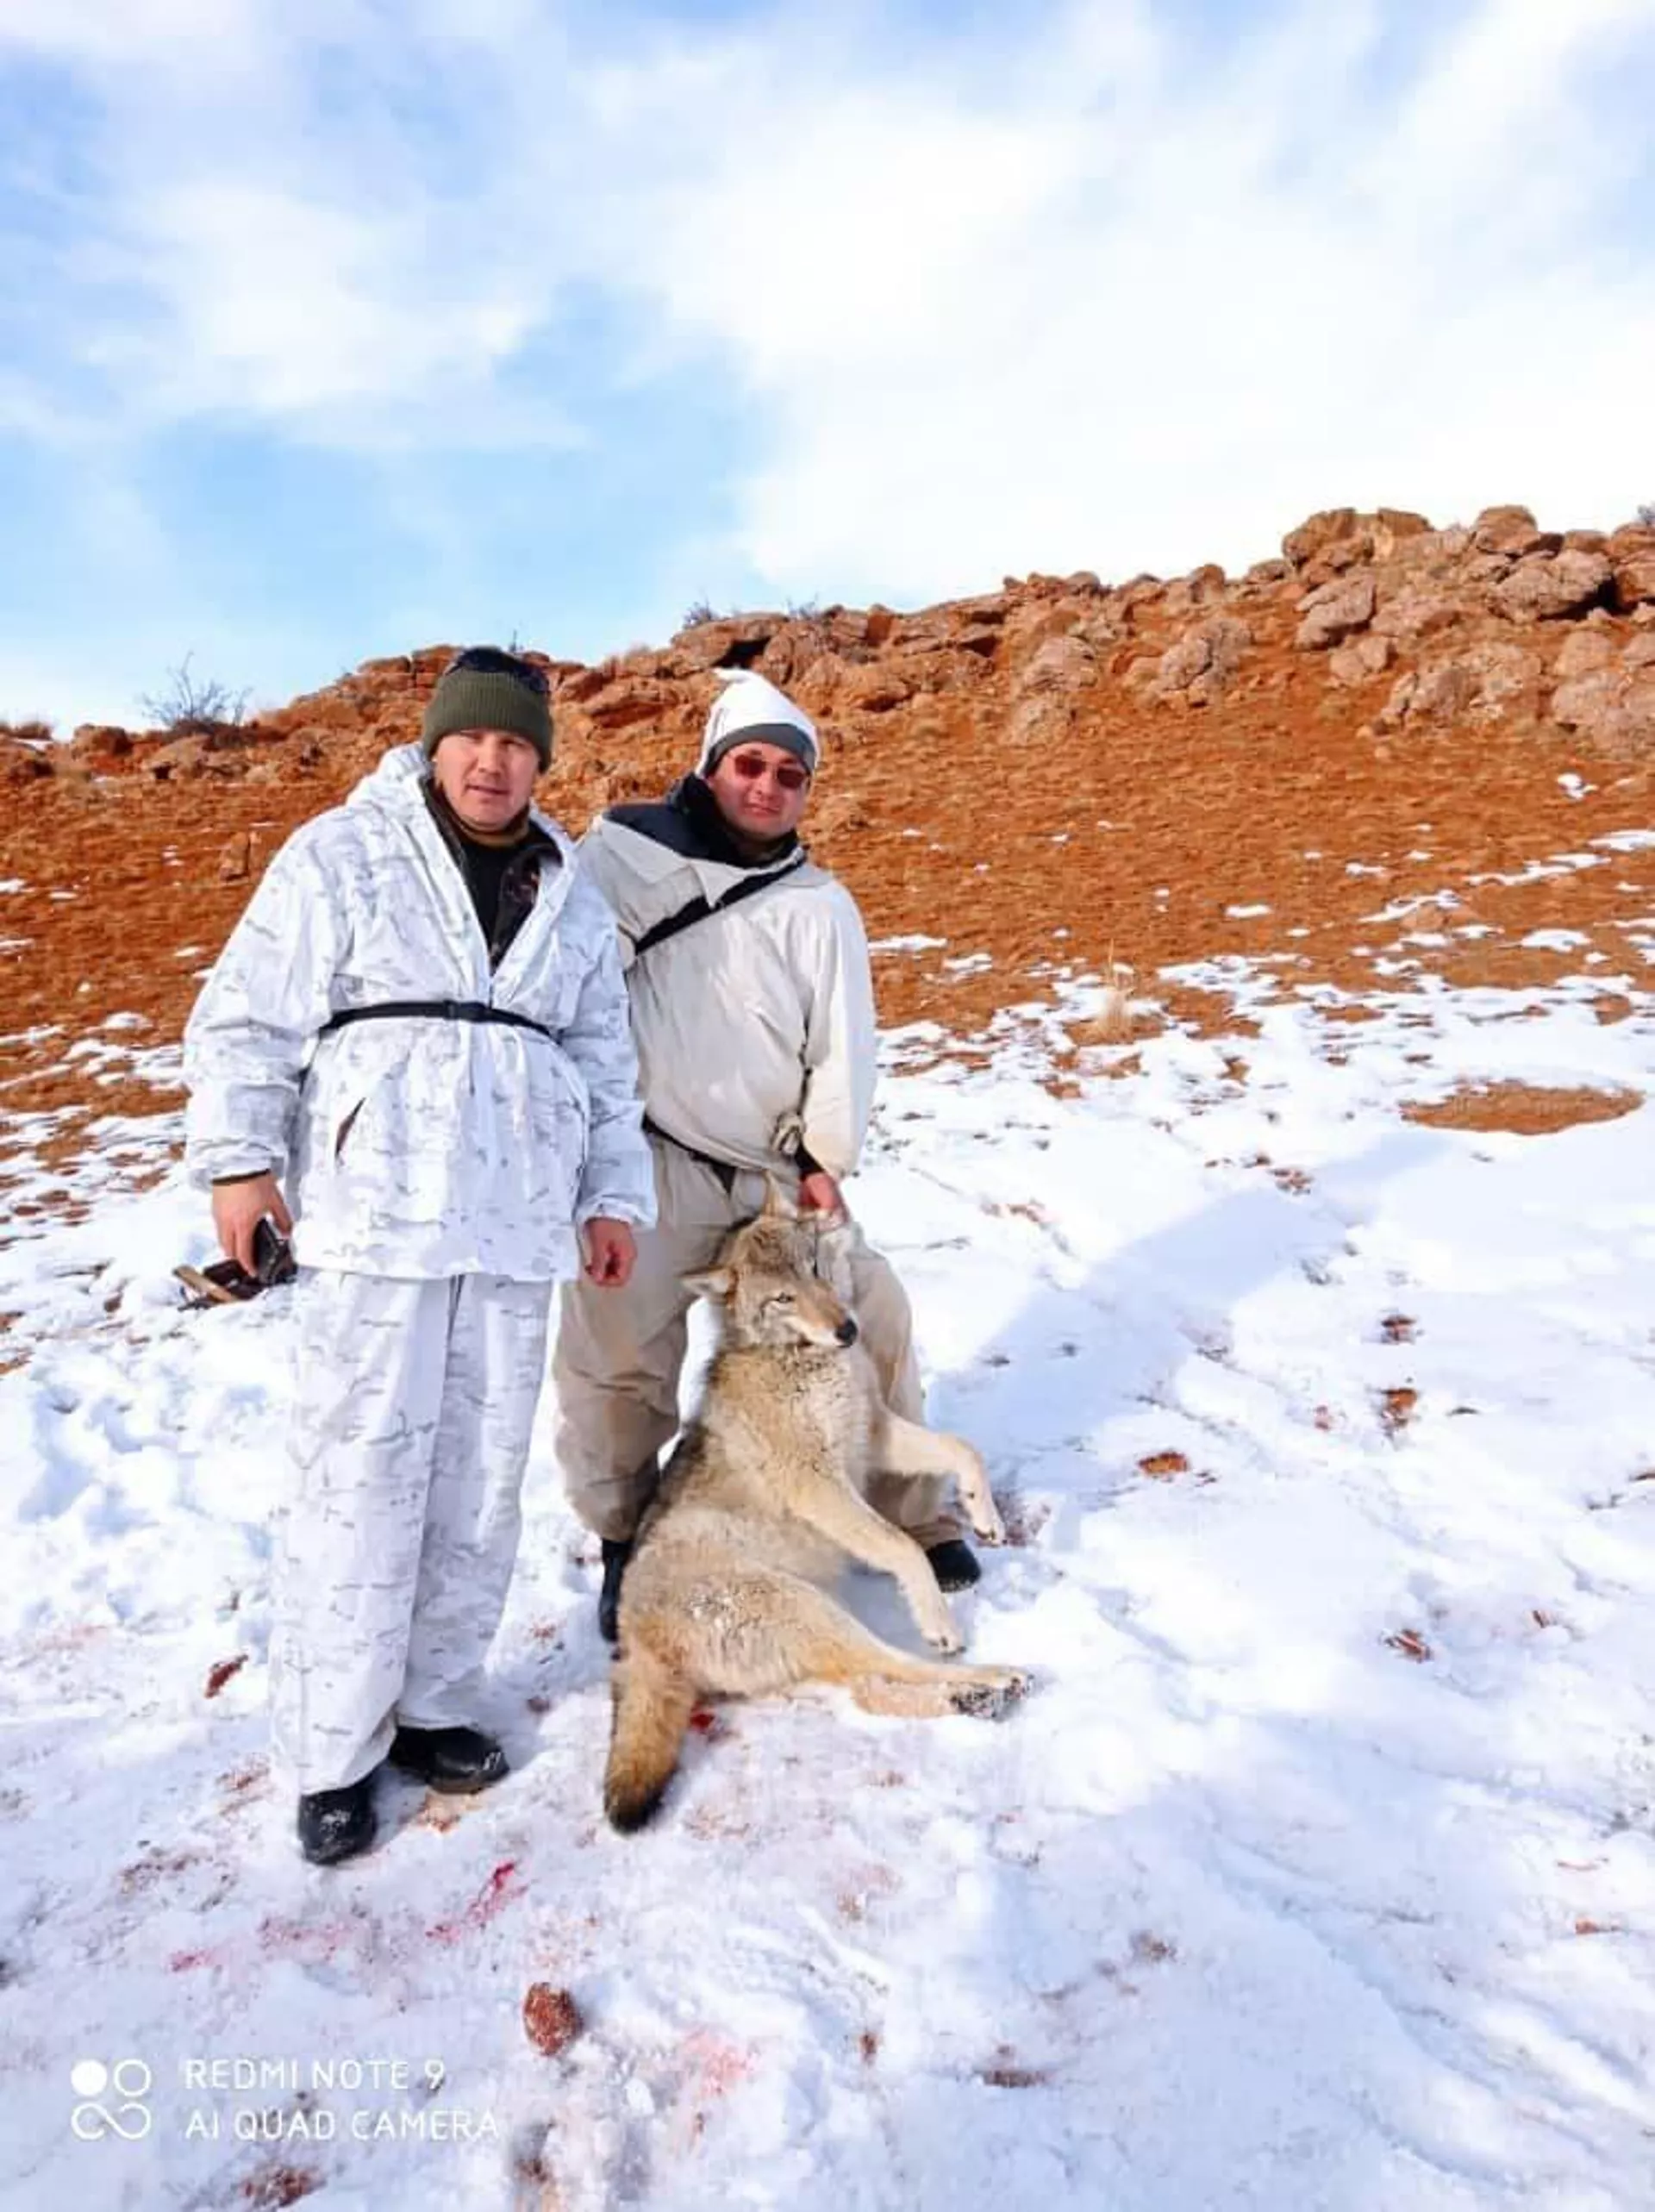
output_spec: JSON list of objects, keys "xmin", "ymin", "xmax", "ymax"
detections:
[{"xmin": 554, "ymin": 668, "xmax": 977, "ymax": 1636}]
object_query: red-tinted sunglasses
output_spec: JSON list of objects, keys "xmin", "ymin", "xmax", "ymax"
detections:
[{"xmin": 728, "ymin": 751, "xmax": 810, "ymax": 791}]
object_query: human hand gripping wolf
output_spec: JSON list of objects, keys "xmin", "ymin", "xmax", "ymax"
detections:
[{"xmin": 603, "ymin": 1184, "xmax": 1031, "ymax": 1831}]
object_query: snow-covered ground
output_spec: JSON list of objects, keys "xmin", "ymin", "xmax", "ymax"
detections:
[{"xmin": 2, "ymin": 968, "xmax": 1654, "ymax": 2212}]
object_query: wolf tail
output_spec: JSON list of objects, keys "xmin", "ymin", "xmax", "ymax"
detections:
[{"xmin": 604, "ymin": 1646, "xmax": 698, "ymax": 1833}]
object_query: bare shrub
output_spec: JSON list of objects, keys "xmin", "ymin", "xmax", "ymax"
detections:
[{"xmin": 140, "ymin": 653, "xmax": 249, "ymax": 736}]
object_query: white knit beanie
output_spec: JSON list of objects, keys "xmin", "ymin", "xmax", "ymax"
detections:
[{"xmin": 696, "ymin": 671, "xmax": 819, "ymax": 779}]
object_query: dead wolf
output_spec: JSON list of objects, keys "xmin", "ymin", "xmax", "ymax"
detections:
[{"xmin": 604, "ymin": 1187, "xmax": 1030, "ymax": 1830}]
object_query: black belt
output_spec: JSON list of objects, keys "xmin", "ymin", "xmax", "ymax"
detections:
[
  {"xmin": 320, "ymin": 999, "xmax": 554, "ymax": 1040},
  {"xmin": 642, "ymin": 1113, "xmax": 739, "ymax": 1195}
]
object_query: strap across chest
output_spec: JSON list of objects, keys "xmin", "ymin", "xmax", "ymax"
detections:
[{"xmin": 632, "ymin": 851, "xmax": 808, "ymax": 959}]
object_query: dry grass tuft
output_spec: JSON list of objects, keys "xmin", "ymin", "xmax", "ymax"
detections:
[{"xmin": 1070, "ymin": 954, "xmax": 1138, "ymax": 1047}]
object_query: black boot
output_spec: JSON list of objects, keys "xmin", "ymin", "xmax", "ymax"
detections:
[
  {"xmin": 927, "ymin": 1538, "xmax": 982, "ymax": 1593},
  {"xmin": 389, "ymin": 1724, "xmax": 509, "ymax": 1795},
  {"xmin": 297, "ymin": 1776, "xmax": 378, "ymax": 1865},
  {"xmin": 598, "ymin": 1538, "xmax": 631, "ymax": 1645}
]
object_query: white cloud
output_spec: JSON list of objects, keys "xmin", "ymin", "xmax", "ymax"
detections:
[
  {"xmin": 1, "ymin": 0, "xmax": 583, "ymax": 446},
  {"xmin": 589, "ymin": 0, "xmax": 1655, "ymax": 594},
  {"xmin": 0, "ymin": 0, "xmax": 265, "ymax": 65},
  {"xmin": 94, "ymin": 180, "xmax": 552, "ymax": 420},
  {"xmin": 3, "ymin": 0, "xmax": 1652, "ymax": 681}
]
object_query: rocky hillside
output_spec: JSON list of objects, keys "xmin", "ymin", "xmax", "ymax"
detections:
[{"xmin": 2, "ymin": 502, "xmax": 1652, "ymax": 1140}]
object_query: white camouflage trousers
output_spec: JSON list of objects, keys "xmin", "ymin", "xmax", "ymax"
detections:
[
  {"xmin": 553, "ymin": 1139, "xmax": 962, "ymax": 1550},
  {"xmin": 270, "ymin": 1266, "xmax": 552, "ymax": 1794}
]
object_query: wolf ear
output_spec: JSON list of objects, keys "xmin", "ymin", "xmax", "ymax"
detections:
[
  {"xmin": 683, "ymin": 1265, "xmax": 735, "ymax": 1302},
  {"xmin": 760, "ymin": 1174, "xmax": 795, "ymax": 1220}
]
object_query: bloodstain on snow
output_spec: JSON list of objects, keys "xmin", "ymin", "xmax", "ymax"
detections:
[
  {"xmin": 256, "ymin": 1914, "xmax": 360, "ymax": 1967},
  {"xmin": 203, "ymin": 1652, "xmax": 249, "ymax": 1697},
  {"xmin": 118, "ymin": 1846, "xmax": 200, "ymax": 1896},
  {"xmin": 240, "ymin": 2164, "xmax": 321, "ymax": 2209},
  {"xmin": 673, "ymin": 2029, "xmax": 757, "ymax": 2149},
  {"xmin": 168, "ymin": 1946, "xmax": 225, "ymax": 1972},
  {"xmin": 1385, "ymin": 1629, "xmax": 1433, "ymax": 1663},
  {"xmin": 426, "ymin": 1859, "xmax": 523, "ymax": 1946},
  {"xmin": 977, "ymin": 2041, "xmax": 1052, "ymax": 2088}
]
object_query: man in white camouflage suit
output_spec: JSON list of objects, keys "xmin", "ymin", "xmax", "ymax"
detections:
[
  {"xmin": 554, "ymin": 669, "xmax": 977, "ymax": 1640},
  {"xmin": 184, "ymin": 647, "xmax": 654, "ymax": 1865}
]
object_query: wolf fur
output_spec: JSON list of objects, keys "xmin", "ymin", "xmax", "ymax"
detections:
[{"xmin": 604, "ymin": 1185, "xmax": 1030, "ymax": 1831}]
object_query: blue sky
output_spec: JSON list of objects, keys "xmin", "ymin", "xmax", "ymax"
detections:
[{"xmin": 1, "ymin": 0, "xmax": 1652, "ymax": 730}]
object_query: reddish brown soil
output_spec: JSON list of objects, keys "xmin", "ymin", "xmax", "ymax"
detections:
[
  {"xmin": 6, "ymin": 678, "xmax": 1649, "ymax": 1076},
  {"xmin": 3, "ymin": 510, "xmax": 1652, "ymax": 1197},
  {"xmin": 1400, "ymin": 1082, "xmax": 1644, "ymax": 1134},
  {"xmin": 1379, "ymin": 1389, "xmax": 1420, "ymax": 1439}
]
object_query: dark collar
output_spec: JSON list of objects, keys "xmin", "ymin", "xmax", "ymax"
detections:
[{"xmin": 605, "ymin": 774, "xmax": 801, "ymax": 871}]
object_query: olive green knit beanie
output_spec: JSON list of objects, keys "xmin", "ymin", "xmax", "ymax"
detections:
[{"xmin": 421, "ymin": 647, "xmax": 553, "ymax": 769}]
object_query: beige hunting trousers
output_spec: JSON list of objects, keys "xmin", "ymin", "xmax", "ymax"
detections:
[{"xmin": 553, "ymin": 1139, "xmax": 963, "ymax": 1550}]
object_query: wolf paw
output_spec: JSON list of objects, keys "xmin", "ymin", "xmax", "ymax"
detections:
[
  {"xmin": 951, "ymin": 1671, "xmax": 1032, "ymax": 1721},
  {"xmin": 971, "ymin": 1503, "xmax": 1007, "ymax": 1546},
  {"xmin": 923, "ymin": 1618, "xmax": 965, "ymax": 1657}
]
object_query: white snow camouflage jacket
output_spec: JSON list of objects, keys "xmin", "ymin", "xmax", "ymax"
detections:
[
  {"xmin": 183, "ymin": 745, "xmax": 656, "ymax": 1280},
  {"xmin": 578, "ymin": 803, "xmax": 878, "ymax": 1178}
]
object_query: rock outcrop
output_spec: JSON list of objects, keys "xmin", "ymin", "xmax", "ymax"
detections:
[
  {"xmin": 9, "ymin": 501, "xmax": 1652, "ymax": 802},
  {"xmin": 4, "ymin": 497, "xmax": 1652, "ymax": 1104},
  {"xmin": 1295, "ymin": 575, "xmax": 1377, "ymax": 652}
]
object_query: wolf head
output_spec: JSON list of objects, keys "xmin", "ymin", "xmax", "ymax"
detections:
[{"xmin": 684, "ymin": 1180, "xmax": 859, "ymax": 1351}]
